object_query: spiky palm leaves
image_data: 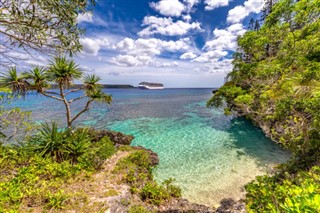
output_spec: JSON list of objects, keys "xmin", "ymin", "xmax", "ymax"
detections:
[
  {"xmin": 48, "ymin": 56, "xmax": 82, "ymax": 87},
  {"xmin": 24, "ymin": 67, "xmax": 49, "ymax": 92},
  {"xmin": 0, "ymin": 67, "xmax": 29, "ymax": 97},
  {"xmin": 83, "ymin": 74, "xmax": 112, "ymax": 104},
  {"xmin": 0, "ymin": 56, "xmax": 112, "ymax": 128}
]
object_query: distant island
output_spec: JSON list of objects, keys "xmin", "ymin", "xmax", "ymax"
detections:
[{"xmin": 50, "ymin": 84, "xmax": 135, "ymax": 89}]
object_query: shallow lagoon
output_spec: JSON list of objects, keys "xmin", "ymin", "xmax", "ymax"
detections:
[{"xmin": 10, "ymin": 88, "xmax": 290, "ymax": 207}]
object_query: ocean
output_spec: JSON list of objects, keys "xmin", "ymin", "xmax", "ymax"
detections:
[{"xmin": 7, "ymin": 88, "xmax": 290, "ymax": 207}]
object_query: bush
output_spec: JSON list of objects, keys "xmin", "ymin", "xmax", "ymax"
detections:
[
  {"xmin": 78, "ymin": 136, "xmax": 116, "ymax": 170},
  {"xmin": 114, "ymin": 150, "xmax": 181, "ymax": 206},
  {"xmin": 245, "ymin": 166, "xmax": 320, "ymax": 213},
  {"xmin": 128, "ymin": 205, "xmax": 152, "ymax": 213},
  {"xmin": 25, "ymin": 124, "xmax": 116, "ymax": 168},
  {"xmin": 140, "ymin": 181, "xmax": 169, "ymax": 205},
  {"xmin": 0, "ymin": 154, "xmax": 82, "ymax": 212}
]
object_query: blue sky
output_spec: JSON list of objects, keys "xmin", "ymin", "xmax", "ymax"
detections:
[{"xmin": 19, "ymin": 0, "xmax": 265, "ymax": 88}]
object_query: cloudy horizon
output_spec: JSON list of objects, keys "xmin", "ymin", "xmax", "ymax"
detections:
[{"xmin": 7, "ymin": 0, "xmax": 265, "ymax": 88}]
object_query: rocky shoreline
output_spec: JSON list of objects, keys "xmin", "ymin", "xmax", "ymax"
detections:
[{"xmin": 89, "ymin": 129, "xmax": 246, "ymax": 212}]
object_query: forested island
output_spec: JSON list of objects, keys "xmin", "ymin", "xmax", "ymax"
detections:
[{"xmin": 1, "ymin": 0, "xmax": 319, "ymax": 212}]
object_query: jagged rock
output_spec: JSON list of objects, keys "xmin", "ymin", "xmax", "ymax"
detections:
[
  {"xmin": 215, "ymin": 198, "xmax": 246, "ymax": 213},
  {"xmin": 133, "ymin": 146, "xmax": 160, "ymax": 166},
  {"xmin": 159, "ymin": 198, "xmax": 215, "ymax": 213},
  {"xmin": 86, "ymin": 128, "xmax": 134, "ymax": 145}
]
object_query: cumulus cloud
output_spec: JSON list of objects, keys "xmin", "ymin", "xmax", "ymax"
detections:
[
  {"xmin": 204, "ymin": 0, "xmax": 231, "ymax": 10},
  {"xmin": 227, "ymin": 0, "xmax": 264, "ymax": 23},
  {"xmin": 193, "ymin": 50, "xmax": 228, "ymax": 62},
  {"xmin": 114, "ymin": 37, "xmax": 190, "ymax": 56},
  {"xmin": 204, "ymin": 23, "xmax": 246, "ymax": 51},
  {"xmin": 180, "ymin": 52, "xmax": 197, "ymax": 60},
  {"xmin": 139, "ymin": 16, "xmax": 202, "ymax": 36},
  {"xmin": 183, "ymin": 0, "xmax": 200, "ymax": 11},
  {"xmin": 111, "ymin": 37, "xmax": 192, "ymax": 67},
  {"xmin": 182, "ymin": 14, "xmax": 192, "ymax": 22},
  {"xmin": 110, "ymin": 55, "xmax": 154, "ymax": 67},
  {"xmin": 80, "ymin": 37, "xmax": 110, "ymax": 56},
  {"xmin": 150, "ymin": 0, "xmax": 185, "ymax": 17},
  {"xmin": 77, "ymin": 13, "xmax": 93, "ymax": 23}
]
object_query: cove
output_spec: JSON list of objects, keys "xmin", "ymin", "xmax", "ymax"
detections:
[{"xmin": 8, "ymin": 88, "xmax": 290, "ymax": 207}]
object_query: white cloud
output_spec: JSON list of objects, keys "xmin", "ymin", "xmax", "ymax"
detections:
[
  {"xmin": 111, "ymin": 37, "xmax": 192, "ymax": 67},
  {"xmin": 139, "ymin": 16, "xmax": 202, "ymax": 36},
  {"xmin": 80, "ymin": 37, "xmax": 110, "ymax": 56},
  {"xmin": 114, "ymin": 37, "xmax": 191, "ymax": 57},
  {"xmin": 204, "ymin": 23, "xmax": 246, "ymax": 51},
  {"xmin": 204, "ymin": 0, "xmax": 231, "ymax": 10},
  {"xmin": 227, "ymin": 0, "xmax": 264, "ymax": 23},
  {"xmin": 180, "ymin": 52, "xmax": 197, "ymax": 60},
  {"xmin": 183, "ymin": 0, "xmax": 200, "ymax": 11},
  {"xmin": 77, "ymin": 13, "xmax": 93, "ymax": 23},
  {"xmin": 182, "ymin": 14, "xmax": 192, "ymax": 22},
  {"xmin": 110, "ymin": 55, "xmax": 154, "ymax": 67},
  {"xmin": 150, "ymin": 0, "xmax": 185, "ymax": 17},
  {"xmin": 193, "ymin": 50, "xmax": 228, "ymax": 62}
]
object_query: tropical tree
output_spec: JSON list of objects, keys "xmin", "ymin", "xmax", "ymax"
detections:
[
  {"xmin": 0, "ymin": 56, "xmax": 112, "ymax": 128},
  {"xmin": 0, "ymin": 0, "xmax": 95, "ymax": 66},
  {"xmin": 0, "ymin": 88, "xmax": 32, "ymax": 144}
]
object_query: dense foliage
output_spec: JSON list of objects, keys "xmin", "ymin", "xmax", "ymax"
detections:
[
  {"xmin": 0, "ymin": 89, "xmax": 32, "ymax": 144},
  {"xmin": 208, "ymin": 0, "xmax": 320, "ymax": 212},
  {"xmin": 0, "ymin": 126, "xmax": 117, "ymax": 212},
  {"xmin": 245, "ymin": 165, "xmax": 320, "ymax": 212},
  {"xmin": 0, "ymin": 0, "xmax": 95, "ymax": 66},
  {"xmin": 114, "ymin": 151, "xmax": 181, "ymax": 205},
  {"xmin": 208, "ymin": 0, "xmax": 320, "ymax": 155}
]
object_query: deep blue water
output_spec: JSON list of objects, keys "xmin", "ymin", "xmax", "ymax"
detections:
[{"xmin": 6, "ymin": 88, "xmax": 290, "ymax": 207}]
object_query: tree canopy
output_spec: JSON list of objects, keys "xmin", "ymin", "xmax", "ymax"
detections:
[
  {"xmin": 0, "ymin": 57, "xmax": 112, "ymax": 128},
  {"xmin": 0, "ymin": 0, "xmax": 95, "ymax": 66},
  {"xmin": 208, "ymin": 0, "xmax": 320, "ymax": 155}
]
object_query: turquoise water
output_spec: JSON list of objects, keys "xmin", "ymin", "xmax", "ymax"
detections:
[{"xmin": 8, "ymin": 88, "xmax": 290, "ymax": 207}]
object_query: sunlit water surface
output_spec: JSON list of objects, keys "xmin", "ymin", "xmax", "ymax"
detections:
[{"xmin": 9, "ymin": 88, "xmax": 290, "ymax": 207}]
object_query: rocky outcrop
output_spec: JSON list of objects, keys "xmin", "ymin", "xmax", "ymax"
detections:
[
  {"xmin": 159, "ymin": 198, "xmax": 215, "ymax": 212},
  {"xmin": 215, "ymin": 198, "xmax": 246, "ymax": 213},
  {"xmin": 86, "ymin": 128, "xmax": 134, "ymax": 145}
]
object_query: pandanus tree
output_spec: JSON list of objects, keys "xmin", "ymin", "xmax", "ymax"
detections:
[{"xmin": 0, "ymin": 56, "xmax": 112, "ymax": 128}]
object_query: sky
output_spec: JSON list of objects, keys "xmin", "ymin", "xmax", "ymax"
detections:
[{"xmin": 10, "ymin": 0, "xmax": 265, "ymax": 88}]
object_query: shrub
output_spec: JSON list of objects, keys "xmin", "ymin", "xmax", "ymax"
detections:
[
  {"xmin": 114, "ymin": 150, "xmax": 181, "ymax": 206},
  {"xmin": 78, "ymin": 136, "xmax": 116, "ymax": 170},
  {"xmin": 140, "ymin": 181, "xmax": 169, "ymax": 205},
  {"xmin": 245, "ymin": 166, "xmax": 320, "ymax": 213},
  {"xmin": 128, "ymin": 205, "xmax": 152, "ymax": 213}
]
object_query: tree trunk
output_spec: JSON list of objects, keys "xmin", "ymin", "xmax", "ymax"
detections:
[{"xmin": 59, "ymin": 83, "xmax": 72, "ymax": 128}]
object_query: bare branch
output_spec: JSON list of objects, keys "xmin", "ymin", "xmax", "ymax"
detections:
[{"xmin": 71, "ymin": 99, "xmax": 94, "ymax": 124}]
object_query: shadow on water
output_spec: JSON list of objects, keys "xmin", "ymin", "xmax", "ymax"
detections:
[{"xmin": 225, "ymin": 118, "xmax": 291, "ymax": 167}]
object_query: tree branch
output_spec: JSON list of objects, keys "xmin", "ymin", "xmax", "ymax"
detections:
[
  {"xmin": 68, "ymin": 95, "xmax": 86, "ymax": 104},
  {"xmin": 71, "ymin": 99, "xmax": 94, "ymax": 123},
  {"xmin": 65, "ymin": 86, "xmax": 84, "ymax": 95},
  {"xmin": 40, "ymin": 91, "xmax": 63, "ymax": 101}
]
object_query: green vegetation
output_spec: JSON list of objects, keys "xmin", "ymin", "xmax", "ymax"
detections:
[
  {"xmin": 0, "ymin": 0, "xmax": 95, "ymax": 66},
  {"xmin": 208, "ymin": 0, "xmax": 320, "ymax": 212},
  {"xmin": 114, "ymin": 151, "xmax": 181, "ymax": 205},
  {"xmin": 128, "ymin": 205, "xmax": 153, "ymax": 213},
  {"xmin": 0, "ymin": 89, "xmax": 32, "ymax": 145},
  {"xmin": 0, "ymin": 123, "xmax": 181, "ymax": 211},
  {"xmin": 0, "ymin": 57, "xmax": 112, "ymax": 128},
  {"xmin": 0, "ymin": 126, "xmax": 116, "ymax": 212},
  {"xmin": 245, "ymin": 165, "xmax": 320, "ymax": 212}
]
